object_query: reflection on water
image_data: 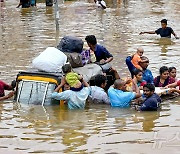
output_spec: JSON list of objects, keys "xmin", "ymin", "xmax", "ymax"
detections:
[{"xmin": 0, "ymin": 0, "xmax": 180, "ymax": 153}]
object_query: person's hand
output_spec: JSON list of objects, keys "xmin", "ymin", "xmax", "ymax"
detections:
[
  {"xmin": 7, "ymin": 91, "xmax": 15, "ymax": 98},
  {"xmin": 139, "ymin": 32, "xmax": 144, "ymax": 35},
  {"xmin": 164, "ymin": 85, "xmax": 169, "ymax": 89},
  {"xmin": 132, "ymin": 77, "xmax": 138, "ymax": 84},
  {"xmin": 125, "ymin": 77, "xmax": 132, "ymax": 84},
  {"xmin": 100, "ymin": 59, "xmax": 106, "ymax": 64},
  {"xmin": 168, "ymin": 88, "xmax": 176, "ymax": 94},
  {"xmin": 60, "ymin": 77, "xmax": 66, "ymax": 85}
]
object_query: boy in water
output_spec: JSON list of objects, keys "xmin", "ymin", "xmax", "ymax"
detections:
[
  {"xmin": 58, "ymin": 63, "xmax": 83, "ymax": 91},
  {"xmin": 140, "ymin": 19, "xmax": 179, "ymax": 39},
  {"xmin": 131, "ymin": 47, "xmax": 147, "ymax": 71},
  {"xmin": 137, "ymin": 83, "xmax": 161, "ymax": 111}
]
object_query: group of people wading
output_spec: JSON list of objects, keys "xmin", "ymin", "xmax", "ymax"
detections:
[
  {"xmin": 51, "ymin": 20, "xmax": 179, "ymax": 110},
  {"xmin": 1, "ymin": 18, "xmax": 179, "ymax": 111}
]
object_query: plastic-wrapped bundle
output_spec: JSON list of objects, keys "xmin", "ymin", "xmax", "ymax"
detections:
[
  {"xmin": 57, "ymin": 36, "xmax": 84, "ymax": 53},
  {"xmin": 32, "ymin": 47, "xmax": 67, "ymax": 72}
]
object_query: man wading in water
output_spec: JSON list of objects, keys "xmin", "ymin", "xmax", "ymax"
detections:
[{"xmin": 140, "ymin": 19, "xmax": 179, "ymax": 39}]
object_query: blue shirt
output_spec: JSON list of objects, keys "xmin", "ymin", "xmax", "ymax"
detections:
[
  {"xmin": 140, "ymin": 93, "xmax": 161, "ymax": 111},
  {"xmin": 108, "ymin": 87, "xmax": 135, "ymax": 107},
  {"xmin": 95, "ymin": 44, "xmax": 113, "ymax": 62},
  {"xmin": 155, "ymin": 27, "xmax": 174, "ymax": 38},
  {"xmin": 142, "ymin": 69, "xmax": 154, "ymax": 84},
  {"xmin": 51, "ymin": 87, "xmax": 90, "ymax": 109}
]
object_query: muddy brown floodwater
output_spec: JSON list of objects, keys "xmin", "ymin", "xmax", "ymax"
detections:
[{"xmin": 0, "ymin": 0, "xmax": 180, "ymax": 153}]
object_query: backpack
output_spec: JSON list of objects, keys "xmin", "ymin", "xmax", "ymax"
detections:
[{"xmin": 65, "ymin": 52, "xmax": 83, "ymax": 68}]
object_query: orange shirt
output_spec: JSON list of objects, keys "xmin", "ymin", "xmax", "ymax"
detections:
[{"xmin": 131, "ymin": 53, "xmax": 142, "ymax": 70}]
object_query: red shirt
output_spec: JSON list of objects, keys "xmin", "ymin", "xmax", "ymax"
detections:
[
  {"xmin": 0, "ymin": 80, "xmax": 11, "ymax": 97},
  {"xmin": 177, "ymin": 80, "xmax": 180, "ymax": 86}
]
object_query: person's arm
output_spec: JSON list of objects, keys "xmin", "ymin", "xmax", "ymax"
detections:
[
  {"xmin": 82, "ymin": 79, "xmax": 89, "ymax": 87},
  {"xmin": 0, "ymin": 91, "xmax": 14, "ymax": 101},
  {"xmin": 105, "ymin": 57, "xmax": 113, "ymax": 63},
  {"xmin": 168, "ymin": 88, "xmax": 180, "ymax": 94},
  {"xmin": 172, "ymin": 31, "xmax": 179, "ymax": 39},
  {"xmin": 132, "ymin": 79, "xmax": 141, "ymax": 98},
  {"xmin": 139, "ymin": 31, "xmax": 156, "ymax": 35},
  {"xmin": 165, "ymin": 82, "xmax": 178, "ymax": 88},
  {"xmin": 54, "ymin": 77, "xmax": 66, "ymax": 92},
  {"xmin": 99, "ymin": 46, "xmax": 113, "ymax": 64},
  {"xmin": 110, "ymin": 67, "xmax": 120, "ymax": 79}
]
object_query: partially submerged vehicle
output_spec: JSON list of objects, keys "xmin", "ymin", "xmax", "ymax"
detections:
[{"xmin": 14, "ymin": 63, "xmax": 113, "ymax": 106}]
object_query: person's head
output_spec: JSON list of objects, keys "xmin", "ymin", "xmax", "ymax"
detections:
[
  {"xmin": 169, "ymin": 67, "xmax": 176, "ymax": 78},
  {"xmin": 62, "ymin": 63, "xmax": 72, "ymax": 74},
  {"xmin": 114, "ymin": 79, "xmax": 127, "ymax": 91},
  {"xmin": 85, "ymin": 35, "xmax": 97, "ymax": 50},
  {"xmin": 133, "ymin": 69, "xmax": 143, "ymax": 81},
  {"xmin": 143, "ymin": 83, "xmax": 155, "ymax": 97},
  {"xmin": 94, "ymin": 74, "xmax": 107, "ymax": 89},
  {"xmin": 161, "ymin": 19, "xmax": 167, "ymax": 29},
  {"xmin": 137, "ymin": 47, "xmax": 144, "ymax": 56},
  {"xmin": 139, "ymin": 56, "xmax": 149, "ymax": 70},
  {"xmin": 159, "ymin": 66, "xmax": 169, "ymax": 80},
  {"xmin": 64, "ymin": 83, "xmax": 70, "ymax": 90}
]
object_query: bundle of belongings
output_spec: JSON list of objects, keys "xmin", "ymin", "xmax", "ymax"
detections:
[
  {"xmin": 57, "ymin": 36, "xmax": 84, "ymax": 68},
  {"xmin": 32, "ymin": 36, "xmax": 102, "ymax": 82}
]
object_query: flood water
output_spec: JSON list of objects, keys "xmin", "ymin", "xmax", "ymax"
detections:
[{"xmin": 0, "ymin": 0, "xmax": 180, "ymax": 153}]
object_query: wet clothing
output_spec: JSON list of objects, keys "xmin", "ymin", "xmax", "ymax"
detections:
[
  {"xmin": 142, "ymin": 69, "xmax": 154, "ymax": 84},
  {"xmin": 155, "ymin": 27, "xmax": 174, "ymax": 38},
  {"xmin": 94, "ymin": 44, "xmax": 113, "ymax": 62},
  {"xmin": 177, "ymin": 80, "xmax": 180, "ymax": 86},
  {"xmin": 0, "ymin": 80, "xmax": 11, "ymax": 97},
  {"xmin": 126, "ymin": 56, "xmax": 154, "ymax": 83},
  {"xmin": 131, "ymin": 53, "xmax": 142, "ymax": 70},
  {"xmin": 137, "ymin": 80, "xmax": 147, "ymax": 87},
  {"xmin": 154, "ymin": 76, "xmax": 175, "ymax": 87},
  {"xmin": 20, "ymin": 0, "xmax": 30, "ymax": 8},
  {"xmin": 65, "ymin": 72, "xmax": 81, "ymax": 87},
  {"xmin": 140, "ymin": 93, "xmax": 161, "ymax": 111},
  {"xmin": 96, "ymin": 0, "xmax": 106, "ymax": 8},
  {"xmin": 108, "ymin": 87, "xmax": 135, "ymax": 107},
  {"xmin": 51, "ymin": 87, "xmax": 90, "ymax": 109},
  {"xmin": 89, "ymin": 86, "xmax": 109, "ymax": 104}
]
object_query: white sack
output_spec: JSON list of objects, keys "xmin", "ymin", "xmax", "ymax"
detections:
[{"xmin": 32, "ymin": 47, "xmax": 67, "ymax": 72}]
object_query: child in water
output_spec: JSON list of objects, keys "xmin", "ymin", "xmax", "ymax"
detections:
[
  {"xmin": 58, "ymin": 63, "xmax": 83, "ymax": 91},
  {"xmin": 131, "ymin": 47, "xmax": 147, "ymax": 71}
]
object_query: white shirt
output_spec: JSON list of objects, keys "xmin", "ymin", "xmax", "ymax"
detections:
[
  {"xmin": 96, "ymin": 0, "xmax": 106, "ymax": 9},
  {"xmin": 89, "ymin": 86, "xmax": 110, "ymax": 104},
  {"xmin": 51, "ymin": 87, "xmax": 90, "ymax": 109}
]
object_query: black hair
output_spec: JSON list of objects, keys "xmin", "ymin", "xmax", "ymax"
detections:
[
  {"xmin": 133, "ymin": 69, "xmax": 142, "ymax": 76},
  {"xmin": 85, "ymin": 35, "xmax": 97, "ymax": 45},
  {"xmin": 94, "ymin": 74, "xmax": 106, "ymax": 87},
  {"xmin": 161, "ymin": 19, "xmax": 167, "ymax": 25},
  {"xmin": 62, "ymin": 64, "xmax": 72, "ymax": 74},
  {"xmin": 159, "ymin": 66, "xmax": 168, "ymax": 75},
  {"xmin": 169, "ymin": 67, "xmax": 176, "ymax": 72},
  {"xmin": 143, "ymin": 83, "xmax": 155, "ymax": 92}
]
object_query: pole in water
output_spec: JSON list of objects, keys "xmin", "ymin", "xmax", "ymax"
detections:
[{"xmin": 54, "ymin": 0, "xmax": 59, "ymax": 31}]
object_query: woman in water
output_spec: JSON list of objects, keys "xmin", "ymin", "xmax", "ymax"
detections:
[{"xmin": 154, "ymin": 66, "xmax": 175, "ymax": 87}]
